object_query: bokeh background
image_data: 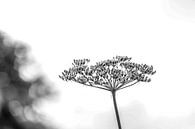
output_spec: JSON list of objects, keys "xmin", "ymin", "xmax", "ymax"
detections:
[
  {"xmin": 0, "ymin": 32, "xmax": 57, "ymax": 129},
  {"xmin": 0, "ymin": 0, "xmax": 195, "ymax": 129}
]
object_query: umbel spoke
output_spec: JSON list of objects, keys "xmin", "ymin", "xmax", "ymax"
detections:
[
  {"xmin": 117, "ymin": 81, "xmax": 139, "ymax": 91},
  {"xmin": 74, "ymin": 80, "xmax": 111, "ymax": 91}
]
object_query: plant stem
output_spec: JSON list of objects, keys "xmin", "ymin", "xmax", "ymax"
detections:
[{"xmin": 112, "ymin": 91, "xmax": 122, "ymax": 129}]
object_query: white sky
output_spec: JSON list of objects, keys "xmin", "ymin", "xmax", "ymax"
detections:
[{"xmin": 1, "ymin": 0, "xmax": 195, "ymax": 129}]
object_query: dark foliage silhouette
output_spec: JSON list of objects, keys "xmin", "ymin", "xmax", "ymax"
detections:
[
  {"xmin": 59, "ymin": 56, "xmax": 156, "ymax": 129},
  {"xmin": 0, "ymin": 32, "xmax": 55, "ymax": 129}
]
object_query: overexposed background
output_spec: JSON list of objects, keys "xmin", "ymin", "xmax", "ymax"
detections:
[{"xmin": 0, "ymin": 0, "xmax": 195, "ymax": 129}]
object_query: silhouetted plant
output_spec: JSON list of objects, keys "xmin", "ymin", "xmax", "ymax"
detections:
[{"xmin": 59, "ymin": 56, "xmax": 156, "ymax": 129}]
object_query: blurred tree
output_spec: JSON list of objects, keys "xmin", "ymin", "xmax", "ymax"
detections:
[
  {"xmin": 0, "ymin": 32, "xmax": 56, "ymax": 129},
  {"xmin": 59, "ymin": 56, "xmax": 156, "ymax": 129}
]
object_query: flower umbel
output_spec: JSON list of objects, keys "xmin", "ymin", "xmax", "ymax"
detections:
[{"xmin": 59, "ymin": 56, "xmax": 156, "ymax": 91}]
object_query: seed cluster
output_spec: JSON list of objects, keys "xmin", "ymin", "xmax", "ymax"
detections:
[{"xmin": 59, "ymin": 56, "xmax": 156, "ymax": 91}]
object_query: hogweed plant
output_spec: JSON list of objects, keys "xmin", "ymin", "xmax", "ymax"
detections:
[{"xmin": 59, "ymin": 56, "xmax": 156, "ymax": 129}]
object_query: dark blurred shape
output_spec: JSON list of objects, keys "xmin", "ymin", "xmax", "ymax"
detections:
[{"xmin": 0, "ymin": 31, "xmax": 56, "ymax": 129}]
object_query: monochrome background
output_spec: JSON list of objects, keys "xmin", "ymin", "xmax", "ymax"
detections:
[{"xmin": 0, "ymin": 0, "xmax": 195, "ymax": 129}]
